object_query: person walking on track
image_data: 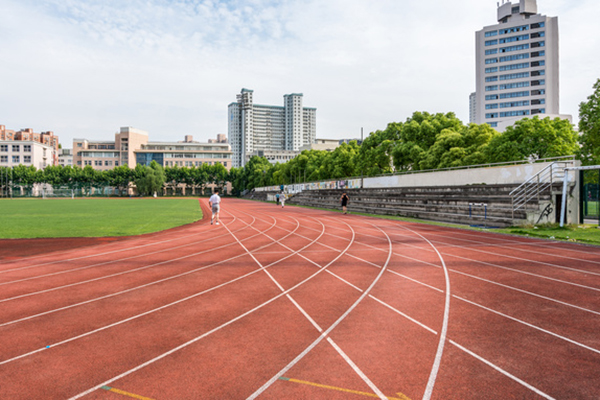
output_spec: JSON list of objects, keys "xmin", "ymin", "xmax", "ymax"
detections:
[
  {"xmin": 209, "ymin": 189, "xmax": 221, "ymax": 225},
  {"xmin": 340, "ymin": 192, "xmax": 349, "ymax": 214},
  {"xmin": 280, "ymin": 192, "xmax": 286, "ymax": 208}
]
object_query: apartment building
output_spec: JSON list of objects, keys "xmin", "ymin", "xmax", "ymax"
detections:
[
  {"xmin": 0, "ymin": 125, "xmax": 58, "ymax": 168},
  {"xmin": 474, "ymin": 0, "xmax": 569, "ymax": 130},
  {"xmin": 228, "ymin": 89, "xmax": 317, "ymax": 167}
]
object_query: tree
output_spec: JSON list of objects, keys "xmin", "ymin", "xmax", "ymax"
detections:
[
  {"xmin": 578, "ymin": 79, "xmax": 600, "ymax": 165},
  {"xmin": 134, "ymin": 161, "xmax": 166, "ymax": 196},
  {"xmin": 485, "ymin": 116, "xmax": 578, "ymax": 163}
]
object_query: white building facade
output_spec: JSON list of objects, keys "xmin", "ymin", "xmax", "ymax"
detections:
[
  {"xmin": 0, "ymin": 141, "xmax": 55, "ymax": 170},
  {"xmin": 474, "ymin": 0, "xmax": 561, "ymax": 129},
  {"xmin": 228, "ymin": 89, "xmax": 316, "ymax": 167}
]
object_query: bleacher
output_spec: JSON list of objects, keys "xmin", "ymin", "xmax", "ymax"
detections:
[{"xmin": 286, "ymin": 184, "xmax": 559, "ymax": 227}]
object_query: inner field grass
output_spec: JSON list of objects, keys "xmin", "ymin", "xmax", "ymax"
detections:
[{"xmin": 0, "ymin": 198, "xmax": 203, "ymax": 239}]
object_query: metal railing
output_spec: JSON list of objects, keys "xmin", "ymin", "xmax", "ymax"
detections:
[{"xmin": 509, "ymin": 160, "xmax": 575, "ymax": 221}]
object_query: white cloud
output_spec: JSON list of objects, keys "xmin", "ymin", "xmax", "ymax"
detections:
[{"xmin": 0, "ymin": 0, "xmax": 598, "ymax": 146}]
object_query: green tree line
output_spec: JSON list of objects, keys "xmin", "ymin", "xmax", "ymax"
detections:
[{"xmin": 0, "ymin": 161, "xmax": 228, "ymax": 197}]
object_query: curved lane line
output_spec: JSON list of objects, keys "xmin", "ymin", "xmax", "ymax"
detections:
[
  {"xmin": 1, "ymin": 208, "xmax": 324, "ymax": 364},
  {"xmin": 228, "ymin": 210, "xmax": 390, "ymax": 398},
  {"xmin": 66, "ymin": 205, "xmax": 368, "ymax": 400},
  {"xmin": 246, "ymin": 222, "xmax": 393, "ymax": 400}
]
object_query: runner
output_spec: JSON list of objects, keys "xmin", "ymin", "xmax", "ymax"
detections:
[
  {"xmin": 340, "ymin": 192, "xmax": 349, "ymax": 214},
  {"xmin": 280, "ymin": 192, "xmax": 286, "ymax": 208},
  {"xmin": 209, "ymin": 189, "xmax": 221, "ymax": 225}
]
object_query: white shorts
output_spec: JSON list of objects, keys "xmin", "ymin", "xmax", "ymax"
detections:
[{"xmin": 212, "ymin": 204, "xmax": 220, "ymax": 214}]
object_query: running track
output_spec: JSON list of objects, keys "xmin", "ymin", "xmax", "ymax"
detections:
[{"xmin": 0, "ymin": 199, "xmax": 599, "ymax": 399}]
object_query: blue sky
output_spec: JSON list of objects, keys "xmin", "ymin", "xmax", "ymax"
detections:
[{"xmin": 1, "ymin": 0, "xmax": 599, "ymax": 147}]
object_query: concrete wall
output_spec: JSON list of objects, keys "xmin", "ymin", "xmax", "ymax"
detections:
[{"xmin": 364, "ymin": 161, "xmax": 560, "ymax": 188}]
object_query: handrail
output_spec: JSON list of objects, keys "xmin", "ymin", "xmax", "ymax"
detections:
[{"xmin": 509, "ymin": 160, "xmax": 576, "ymax": 221}]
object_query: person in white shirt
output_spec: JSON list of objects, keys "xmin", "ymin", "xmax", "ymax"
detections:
[{"xmin": 208, "ymin": 189, "xmax": 221, "ymax": 225}]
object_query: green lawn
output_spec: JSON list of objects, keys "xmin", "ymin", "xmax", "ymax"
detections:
[{"xmin": 0, "ymin": 198, "xmax": 203, "ymax": 238}]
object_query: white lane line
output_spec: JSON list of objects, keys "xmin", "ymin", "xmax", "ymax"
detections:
[
  {"xmin": 362, "ymin": 223, "xmax": 600, "ymax": 277},
  {"xmin": 2, "ymin": 210, "xmax": 322, "ymax": 363},
  {"xmin": 247, "ymin": 223, "xmax": 393, "ymax": 400},
  {"xmin": 449, "ymin": 341, "xmax": 556, "ymax": 400},
  {"xmin": 0, "ymin": 216, "xmax": 253, "ymax": 287},
  {"xmin": 275, "ymin": 218, "xmax": 600, "ymax": 315},
  {"xmin": 0, "ymin": 214, "xmax": 282, "ymax": 325},
  {"xmin": 454, "ymin": 295, "xmax": 600, "ymax": 355},
  {"xmin": 395, "ymin": 226, "xmax": 450, "ymax": 400},
  {"xmin": 449, "ymin": 268, "xmax": 600, "ymax": 317},
  {"xmin": 67, "ymin": 209, "xmax": 366, "ymax": 400},
  {"xmin": 369, "ymin": 279, "xmax": 558, "ymax": 400},
  {"xmin": 0, "ymin": 214, "xmax": 239, "ymax": 274},
  {"xmin": 384, "ymin": 269, "xmax": 600, "ymax": 356},
  {"xmin": 228, "ymin": 209, "xmax": 390, "ymax": 399},
  {"xmin": 369, "ymin": 295, "xmax": 438, "ymax": 335}
]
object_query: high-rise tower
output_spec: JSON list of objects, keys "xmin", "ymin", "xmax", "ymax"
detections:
[
  {"xmin": 228, "ymin": 89, "xmax": 316, "ymax": 168},
  {"xmin": 474, "ymin": 0, "xmax": 561, "ymax": 131}
]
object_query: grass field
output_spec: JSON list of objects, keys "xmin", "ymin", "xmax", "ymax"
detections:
[{"xmin": 0, "ymin": 198, "xmax": 202, "ymax": 239}]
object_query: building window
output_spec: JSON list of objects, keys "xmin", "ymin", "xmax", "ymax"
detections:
[
  {"xmin": 499, "ymin": 53, "xmax": 529, "ymax": 63},
  {"xmin": 485, "ymin": 113, "xmax": 499, "ymax": 119},
  {"xmin": 12, "ymin": 145, "xmax": 20, "ymax": 152},
  {"xmin": 23, "ymin": 145, "xmax": 32, "ymax": 152},
  {"xmin": 486, "ymin": 76, "xmax": 499, "ymax": 82},
  {"xmin": 531, "ymin": 89, "xmax": 545, "ymax": 96},
  {"xmin": 531, "ymin": 70, "xmax": 545, "ymax": 77},
  {"xmin": 0, "ymin": 145, "xmax": 7, "ymax": 152},
  {"xmin": 531, "ymin": 99, "xmax": 546, "ymax": 105},
  {"xmin": 485, "ymin": 39, "xmax": 498, "ymax": 46},
  {"xmin": 531, "ymin": 108, "xmax": 546, "ymax": 115},
  {"xmin": 12, "ymin": 155, "xmax": 20, "ymax": 163},
  {"xmin": 531, "ymin": 41, "xmax": 545, "ymax": 48},
  {"xmin": 531, "ymin": 50, "xmax": 545, "ymax": 58},
  {"xmin": 486, "ymin": 104, "xmax": 499, "ymax": 109},
  {"xmin": 500, "ymin": 110, "xmax": 530, "ymax": 117},
  {"xmin": 77, "ymin": 161, "xmax": 82, "ymax": 166},
  {"xmin": 500, "ymin": 100, "xmax": 530, "ymax": 108},
  {"xmin": 499, "ymin": 81, "xmax": 530, "ymax": 90},
  {"xmin": 0, "ymin": 155, "xmax": 7, "ymax": 163},
  {"xmin": 530, "ymin": 22, "xmax": 545, "ymax": 29},
  {"xmin": 486, "ymin": 94, "xmax": 499, "ymax": 100},
  {"xmin": 499, "ymin": 34, "xmax": 529, "ymax": 44},
  {"xmin": 485, "ymin": 49, "xmax": 498, "ymax": 55},
  {"xmin": 499, "ymin": 25, "xmax": 529, "ymax": 35},
  {"xmin": 531, "ymin": 60, "xmax": 545, "ymax": 67},
  {"xmin": 499, "ymin": 44, "xmax": 529, "ymax": 53},
  {"xmin": 500, "ymin": 91, "xmax": 530, "ymax": 99},
  {"xmin": 531, "ymin": 31, "xmax": 545, "ymax": 39},
  {"xmin": 499, "ymin": 62, "xmax": 529, "ymax": 71},
  {"xmin": 24, "ymin": 155, "xmax": 31, "ymax": 163},
  {"xmin": 489, "ymin": 122, "xmax": 498, "ymax": 128},
  {"xmin": 485, "ymin": 85, "xmax": 498, "ymax": 91},
  {"xmin": 485, "ymin": 58, "xmax": 499, "ymax": 64},
  {"xmin": 531, "ymin": 80, "xmax": 545, "ymax": 86},
  {"xmin": 499, "ymin": 72, "xmax": 530, "ymax": 80},
  {"xmin": 485, "ymin": 31, "xmax": 498, "ymax": 37},
  {"xmin": 485, "ymin": 67, "xmax": 498, "ymax": 73}
]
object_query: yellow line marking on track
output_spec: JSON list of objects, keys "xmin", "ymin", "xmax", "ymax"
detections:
[
  {"xmin": 279, "ymin": 377, "xmax": 411, "ymax": 400},
  {"xmin": 101, "ymin": 386, "xmax": 155, "ymax": 400}
]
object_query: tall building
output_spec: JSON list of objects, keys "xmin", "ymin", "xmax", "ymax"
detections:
[
  {"xmin": 469, "ymin": 92, "xmax": 477, "ymax": 123},
  {"xmin": 228, "ymin": 89, "xmax": 317, "ymax": 167},
  {"xmin": 474, "ymin": 0, "xmax": 562, "ymax": 130}
]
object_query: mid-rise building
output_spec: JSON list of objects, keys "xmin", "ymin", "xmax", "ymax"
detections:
[
  {"xmin": 58, "ymin": 148, "xmax": 73, "ymax": 167},
  {"xmin": 73, "ymin": 127, "xmax": 149, "ymax": 170},
  {"xmin": 228, "ymin": 89, "xmax": 317, "ymax": 167},
  {"xmin": 474, "ymin": 0, "xmax": 565, "ymax": 130},
  {"xmin": 0, "ymin": 125, "xmax": 58, "ymax": 168},
  {"xmin": 136, "ymin": 135, "xmax": 232, "ymax": 168},
  {"xmin": 73, "ymin": 128, "xmax": 231, "ymax": 171}
]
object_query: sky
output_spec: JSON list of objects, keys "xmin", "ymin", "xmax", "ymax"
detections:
[{"xmin": 1, "ymin": 0, "xmax": 599, "ymax": 147}]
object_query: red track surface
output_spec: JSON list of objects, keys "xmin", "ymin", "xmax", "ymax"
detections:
[{"xmin": 1, "ymin": 199, "xmax": 599, "ymax": 400}]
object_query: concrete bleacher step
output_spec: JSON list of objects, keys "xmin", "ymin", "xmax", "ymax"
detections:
[{"xmin": 286, "ymin": 184, "xmax": 535, "ymax": 228}]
